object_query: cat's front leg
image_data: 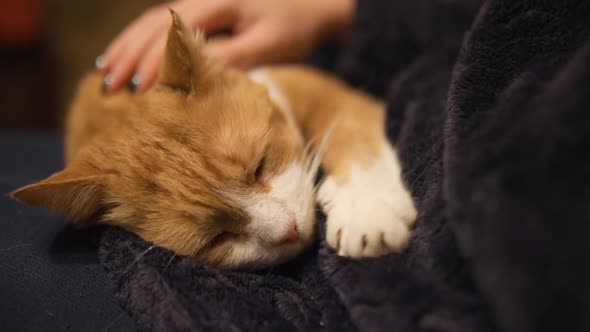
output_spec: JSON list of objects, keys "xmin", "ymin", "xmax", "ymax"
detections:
[
  {"xmin": 260, "ymin": 66, "xmax": 416, "ymax": 257},
  {"xmin": 318, "ymin": 142, "xmax": 416, "ymax": 257}
]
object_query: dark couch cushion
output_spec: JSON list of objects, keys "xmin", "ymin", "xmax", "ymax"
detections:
[{"xmin": 0, "ymin": 131, "xmax": 134, "ymax": 332}]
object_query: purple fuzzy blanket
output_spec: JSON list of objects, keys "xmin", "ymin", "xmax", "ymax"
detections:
[{"xmin": 99, "ymin": 1, "xmax": 590, "ymax": 331}]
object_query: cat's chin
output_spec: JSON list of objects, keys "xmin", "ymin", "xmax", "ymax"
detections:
[{"xmin": 214, "ymin": 232, "xmax": 316, "ymax": 271}]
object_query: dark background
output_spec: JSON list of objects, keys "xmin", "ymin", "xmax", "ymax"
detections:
[
  {"xmin": 0, "ymin": 1, "xmax": 166, "ymax": 330},
  {"xmin": 0, "ymin": 0, "xmax": 161, "ymax": 131}
]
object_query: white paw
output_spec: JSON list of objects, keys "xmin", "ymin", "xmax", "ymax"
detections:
[{"xmin": 318, "ymin": 145, "xmax": 416, "ymax": 257}]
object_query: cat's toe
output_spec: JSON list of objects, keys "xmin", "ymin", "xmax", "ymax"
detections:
[
  {"xmin": 391, "ymin": 194, "xmax": 417, "ymax": 228},
  {"xmin": 338, "ymin": 213, "xmax": 410, "ymax": 257},
  {"xmin": 319, "ymin": 167, "xmax": 417, "ymax": 258},
  {"xmin": 325, "ymin": 206, "xmax": 347, "ymax": 252},
  {"xmin": 324, "ymin": 201, "xmax": 412, "ymax": 258},
  {"xmin": 359, "ymin": 218, "xmax": 410, "ymax": 257}
]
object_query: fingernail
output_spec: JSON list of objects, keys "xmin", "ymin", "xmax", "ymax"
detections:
[
  {"xmin": 128, "ymin": 74, "xmax": 141, "ymax": 93},
  {"xmin": 95, "ymin": 55, "xmax": 106, "ymax": 69},
  {"xmin": 102, "ymin": 73, "xmax": 113, "ymax": 93}
]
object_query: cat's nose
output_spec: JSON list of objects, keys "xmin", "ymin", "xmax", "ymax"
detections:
[{"xmin": 280, "ymin": 222, "xmax": 299, "ymax": 244}]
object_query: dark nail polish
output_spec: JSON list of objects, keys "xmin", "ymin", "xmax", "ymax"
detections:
[
  {"xmin": 128, "ymin": 74, "xmax": 141, "ymax": 93},
  {"xmin": 95, "ymin": 55, "xmax": 106, "ymax": 69},
  {"xmin": 102, "ymin": 73, "xmax": 113, "ymax": 93}
]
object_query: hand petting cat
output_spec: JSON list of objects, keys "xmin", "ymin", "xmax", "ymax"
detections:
[{"xmin": 97, "ymin": 0, "xmax": 355, "ymax": 94}]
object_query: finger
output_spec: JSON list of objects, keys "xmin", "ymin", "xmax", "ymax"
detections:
[
  {"xmin": 182, "ymin": 1, "xmax": 237, "ymax": 34},
  {"xmin": 131, "ymin": 3, "xmax": 222, "ymax": 94},
  {"xmin": 134, "ymin": 34, "xmax": 166, "ymax": 93},
  {"xmin": 101, "ymin": 17, "xmax": 148, "ymax": 72},
  {"xmin": 205, "ymin": 24, "xmax": 277, "ymax": 69},
  {"xmin": 104, "ymin": 20, "xmax": 168, "ymax": 93},
  {"xmin": 101, "ymin": 5, "xmax": 167, "ymax": 71}
]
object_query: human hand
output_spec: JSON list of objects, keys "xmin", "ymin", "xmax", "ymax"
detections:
[{"xmin": 98, "ymin": 0, "xmax": 355, "ymax": 93}]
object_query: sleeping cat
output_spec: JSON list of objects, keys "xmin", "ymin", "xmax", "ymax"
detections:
[{"xmin": 11, "ymin": 11, "xmax": 416, "ymax": 269}]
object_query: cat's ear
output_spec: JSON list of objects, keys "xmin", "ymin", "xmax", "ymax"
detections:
[
  {"xmin": 159, "ymin": 9, "xmax": 208, "ymax": 92},
  {"xmin": 10, "ymin": 164, "xmax": 107, "ymax": 224}
]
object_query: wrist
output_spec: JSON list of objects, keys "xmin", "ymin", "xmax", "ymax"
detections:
[{"xmin": 316, "ymin": 0, "xmax": 355, "ymax": 44}]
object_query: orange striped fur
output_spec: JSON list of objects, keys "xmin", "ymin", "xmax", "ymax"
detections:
[{"xmin": 11, "ymin": 12, "xmax": 416, "ymax": 268}]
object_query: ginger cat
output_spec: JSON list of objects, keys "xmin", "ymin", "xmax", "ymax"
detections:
[{"xmin": 11, "ymin": 12, "xmax": 416, "ymax": 269}]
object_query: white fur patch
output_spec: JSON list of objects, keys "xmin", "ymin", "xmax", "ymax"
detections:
[
  {"xmin": 248, "ymin": 69, "xmax": 296, "ymax": 126},
  {"xmin": 224, "ymin": 161, "xmax": 317, "ymax": 269},
  {"xmin": 243, "ymin": 162, "xmax": 315, "ymax": 243},
  {"xmin": 318, "ymin": 143, "xmax": 417, "ymax": 257}
]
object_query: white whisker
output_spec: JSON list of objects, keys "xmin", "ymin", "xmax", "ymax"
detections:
[
  {"xmin": 163, "ymin": 253, "xmax": 177, "ymax": 272},
  {"xmin": 123, "ymin": 245, "xmax": 154, "ymax": 274},
  {"xmin": 304, "ymin": 126, "xmax": 332, "ymax": 182}
]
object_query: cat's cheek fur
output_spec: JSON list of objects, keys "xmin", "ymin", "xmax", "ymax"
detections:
[{"xmin": 318, "ymin": 143, "xmax": 417, "ymax": 257}]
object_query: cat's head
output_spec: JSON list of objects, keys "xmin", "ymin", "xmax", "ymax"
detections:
[{"xmin": 10, "ymin": 11, "xmax": 320, "ymax": 269}]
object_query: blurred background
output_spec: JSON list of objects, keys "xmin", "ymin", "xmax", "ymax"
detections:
[{"xmin": 0, "ymin": 0, "xmax": 161, "ymax": 131}]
